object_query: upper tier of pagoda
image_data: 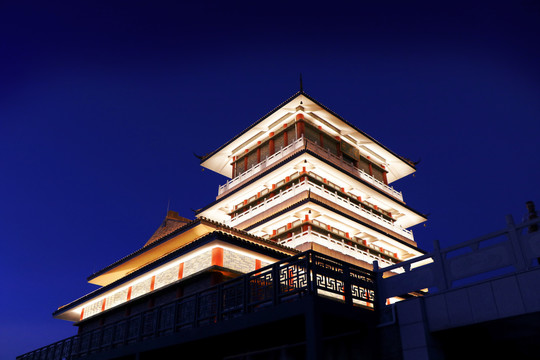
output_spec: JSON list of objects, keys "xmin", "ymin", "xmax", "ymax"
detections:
[{"xmin": 200, "ymin": 91, "xmax": 417, "ymax": 190}]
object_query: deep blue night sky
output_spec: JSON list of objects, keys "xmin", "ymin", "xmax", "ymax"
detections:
[{"xmin": 2, "ymin": 1, "xmax": 540, "ymax": 358}]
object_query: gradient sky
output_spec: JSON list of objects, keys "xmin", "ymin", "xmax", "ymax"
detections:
[{"xmin": 2, "ymin": 1, "xmax": 540, "ymax": 358}]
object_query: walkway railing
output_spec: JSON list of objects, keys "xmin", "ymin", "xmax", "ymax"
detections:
[
  {"xmin": 18, "ymin": 251, "xmax": 375, "ymax": 360},
  {"xmin": 374, "ymin": 215, "xmax": 540, "ymax": 308}
]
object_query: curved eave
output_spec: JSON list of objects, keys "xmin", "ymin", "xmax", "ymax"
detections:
[
  {"xmin": 197, "ymin": 148, "xmax": 427, "ymax": 223},
  {"xmin": 243, "ymin": 196, "xmax": 426, "ymax": 254},
  {"xmin": 87, "ymin": 217, "xmax": 295, "ymax": 286},
  {"xmin": 200, "ymin": 91, "xmax": 416, "ymax": 182},
  {"xmin": 54, "ymin": 231, "xmax": 298, "ymax": 319}
]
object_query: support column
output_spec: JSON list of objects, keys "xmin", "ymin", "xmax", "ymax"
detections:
[
  {"xmin": 243, "ymin": 149, "xmax": 249, "ymax": 172},
  {"xmin": 305, "ymin": 298, "xmax": 323, "ymax": 360},
  {"xmin": 296, "ymin": 114, "xmax": 305, "ymax": 139},
  {"xmin": 269, "ymin": 132, "xmax": 275, "ymax": 155}
]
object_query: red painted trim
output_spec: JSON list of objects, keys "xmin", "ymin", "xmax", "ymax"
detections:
[
  {"xmin": 296, "ymin": 119, "xmax": 305, "ymax": 139},
  {"xmin": 127, "ymin": 286, "xmax": 132, "ymax": 301},
  {"xmin": 284, "ymin": 130, "xmax": 288, "ymax": 146},
  {"xmin": 296, "ymin": 114, "xmax": 304, "ymax": 120},
  {"xmin": 288, "ymin": 268, "xmax": 294, "ymax": 287},
  {"xmin": 269, "ymin": 138, "xmax": 274, "ymax": 155},
  {"xmin": 150, "ymin": 275, "xmax": 155, "ymax": 291},
  {"xmin": 212, "ymin": 247, "xmax": 223, "ymax": 267},
  {"xmin": 255, "ymin": 259, "xmax": 262, "ymax": 270},
  {"xmin": 101, "ymin": 298, "xmax": 106, "ymax": 312},
  {"xmin": 178, "ymin": 262, "xmax": 184, "ymax": 279},
  {"xmin": 80, "ymin": 308, "xmax": 85, "ymax": 321}
]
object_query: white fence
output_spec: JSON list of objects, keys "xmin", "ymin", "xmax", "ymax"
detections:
[{"xmin": 375, "ymin": 215, "xmax": 540, "ymax": 308}]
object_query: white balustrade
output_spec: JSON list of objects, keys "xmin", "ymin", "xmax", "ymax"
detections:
[
  {"xmin": 278, "ymin": 230, "xmax": 402, "ymax": 272},
  {"xmin": 227, "ymin": 179, "xmax": 413, "ymax": 240},
  {"xmin": 217, "ymin": 137, "xmax": 404, "ymax": 202},
  {"xmin": 307, "ymin": 181, "xmax": 413, "ymax": 240},
  {"xmin": 218, "ymin": 136, "xmax": 305, "ymax": 196},
  {"xmin": 304, "ymin": 139, "xmax": 404, "ymax": 201}
]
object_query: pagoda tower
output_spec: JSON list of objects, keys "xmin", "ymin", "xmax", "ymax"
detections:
[{"xmin": 197, "ymin": 90, "xmax": 426, "ymax": 271}]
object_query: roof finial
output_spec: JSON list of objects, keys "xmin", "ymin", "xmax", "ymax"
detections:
[{"xmin": 299, "ymin": 73, "xmax": 303, "ymax": 92}]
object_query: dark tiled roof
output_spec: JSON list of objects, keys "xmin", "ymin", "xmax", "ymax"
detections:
[{"xmin": 144, "ymin": 211, "xmax": 191, "ymax": 246}]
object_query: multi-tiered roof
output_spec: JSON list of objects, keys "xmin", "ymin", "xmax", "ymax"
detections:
[
  {"xmin": 197, "ymin": 90, "xmax": 426, "ymax": 270},
  {"xmin": 52, "ymin": 89, "xmax": 426, "ymax": 325}
]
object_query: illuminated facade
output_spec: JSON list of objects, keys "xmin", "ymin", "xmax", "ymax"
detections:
[
  {"xmin": 198, "ymin": 91, "xmax": 426, "ymax": 272},
  {"xmin": 23, "ymin": 90, "xmax": 428, "ymax": 360}
]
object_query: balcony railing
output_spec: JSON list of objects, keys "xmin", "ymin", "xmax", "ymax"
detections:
[
  {"xmin": 278, "ymin": 229, "xmax": 402, "ymax": 272},
  {"xmin": 304, "ymin": 139, "xmax": 403, "ymax": 201},
  {"xmin": 217, "ymin": 136, "xmax": 404, "ymax": 202},
  {"xmin": 227, "ymin": 178, "xmax": 414, "ymax": 240},
  {"xmin": 218, "ymin": 136, "xmax": 305, "ymax": 197},
  {"xmin": 18, "ymin": 251, "xmax": 375, "ymax": 360}
]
